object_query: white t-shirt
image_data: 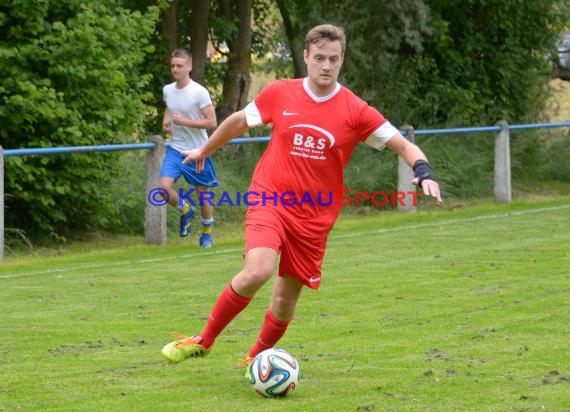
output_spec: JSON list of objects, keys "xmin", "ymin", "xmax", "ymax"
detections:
[{"xmin": 163, "ymin": 80, "xmax": 213, "ymax": 151}]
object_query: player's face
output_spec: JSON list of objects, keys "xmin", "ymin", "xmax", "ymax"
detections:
[
  {"xmin": 304, "ymin": 40, "xmax": 344, "ymax": 96},
  {"xmin": 170, "ymin": 57, "xmax": 192, "ymax": 82}
]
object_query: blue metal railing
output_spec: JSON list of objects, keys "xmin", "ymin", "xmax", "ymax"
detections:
[
  {"xmin": 1, "ymin": 140, "xmax": 266, "ymax": 157},
  {"xmin": 410, "ymin": 121, "xmax": 570, "ymax": 136},
  {"xmin": 3, "ymin": 143, "xmax": 156, "ymax": 157},
  {"xmin": 2, "ymin": 121, "xmax": 568, "ymax": 157},
  {"xmin": 1, "ymin": 120, "xmax": 569, "ymax": 260}
]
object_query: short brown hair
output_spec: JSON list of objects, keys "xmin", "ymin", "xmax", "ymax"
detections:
[
  {"xmin": 305, "ymin": 24, "xmax": 346, "ymax": 54},
  {"xmin": 170, "ymin": 48, "xmax": 192, "ymax": 63}
]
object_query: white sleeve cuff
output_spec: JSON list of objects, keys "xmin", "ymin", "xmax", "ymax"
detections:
[
  {"xmin": 244, "ymin": 101, "xmax": 264, "ymax": 127},
  {"xmin": 365, "ymin": 121, "xmax": 399, "ymax": 150}
]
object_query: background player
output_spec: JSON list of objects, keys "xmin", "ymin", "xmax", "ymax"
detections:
[{"xmin": 159, "ymin": 48, "xmax": 218, "ymax": 247}]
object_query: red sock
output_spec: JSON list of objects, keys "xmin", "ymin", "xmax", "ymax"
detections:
[
  {"xmin": 199, "ymin": 283, "xmax": 252, "ymax": 348},
  {"xmin": 248, "ymin": 309, "xmax": 291, "ymax": 358}
]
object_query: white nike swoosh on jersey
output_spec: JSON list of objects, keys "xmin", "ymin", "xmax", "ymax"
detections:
[
  {"xmin": 283, "ymin": 110, "xmax": 299, "ymax": 116},
  {"xmin": 308, "ymin": 277, "xmax": 321, "ymax": 283}
]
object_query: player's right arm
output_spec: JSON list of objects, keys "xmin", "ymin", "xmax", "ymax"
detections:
[
  {"xmin": 162, "ymin": 108, "xmax": 171, "ymax": 135},
  {"xmin": 182, "ymin": 110, "xmax": 249, "ymax": 172}
]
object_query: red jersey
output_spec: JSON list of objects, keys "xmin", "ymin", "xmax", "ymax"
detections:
[{"xmin": 244, "ymin": 78, "xmax": 394, "ymax": 235}]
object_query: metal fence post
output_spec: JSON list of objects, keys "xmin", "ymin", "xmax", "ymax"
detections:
[
  {"xmin": 494, "ymin": 120, "xmax": 512, "ymax": 203},
  {"xmin": 0, "ymin": 146, "xmax": 4, "ymax": 261},
  {"xmin": 398, "ymin": 125, "xmax": 417, "ymax": 212},
  {"xmin": 145, "ymin": 136, "xmax": 167, "ymax": 245}
]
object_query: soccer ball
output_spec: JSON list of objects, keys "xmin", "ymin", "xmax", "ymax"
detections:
[{"xmin": 248, "ymin": 348, "xmax": 300, "ymax": 398}]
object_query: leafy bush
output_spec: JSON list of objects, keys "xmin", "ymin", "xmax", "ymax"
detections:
[{"xmin": 0, "ymin": 0, "xmax": 160, "ymax": 242}]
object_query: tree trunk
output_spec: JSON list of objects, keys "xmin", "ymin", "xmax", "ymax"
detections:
[
  {"xmin": 557, "ymin": 66, "xmax": 570, "ymax": 82},
  {"xmin": 276, "ymin": 0, "xmax": 307, "ymax": 78},
  {"xmin": 160, "ymin": 0, "xmax": 180, "ymax": 51},
  {"xmin": 218, "ymin": 0, "xmax": 253, "ymax": 122},
  {"xmin": 189, "ymin": 0, "xmax": 210, "ymax": 86}
]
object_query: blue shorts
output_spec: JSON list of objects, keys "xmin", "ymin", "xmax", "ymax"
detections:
[{"xmin": 160, "ymin": 146, "xmax": 218, "ymax": 187}]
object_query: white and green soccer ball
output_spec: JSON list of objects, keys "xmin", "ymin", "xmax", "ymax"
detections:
[{"xmin": 248, "ymin": 348, "xmax": 300, "ymax": 398}]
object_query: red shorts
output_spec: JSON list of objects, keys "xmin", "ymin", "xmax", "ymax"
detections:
[{"xmin": 244, "ymin": 206, "xmax": 328, "ymax": 289}]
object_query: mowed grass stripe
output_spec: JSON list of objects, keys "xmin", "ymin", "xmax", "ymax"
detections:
[{"xmin": 1, "ymin": 200, "xmax": 568, "ymax": 279}]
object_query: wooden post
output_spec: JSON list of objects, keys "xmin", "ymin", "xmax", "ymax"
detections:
[
  {"xmin": 494, "ymin": 120, "xmax": 512, "ymax": 203},
  {"xmin": 144, "ymin": 136, "xmax": 167, "ymax": 245}
]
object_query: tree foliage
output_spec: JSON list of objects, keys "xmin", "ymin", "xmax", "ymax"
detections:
[
  {"xmin": 1, "ymin": 0, "xmax": 568, "ymax": 244},
  {"xmin": 0, "ymin": 0, "xmax": 160, "ymax": 240},
  {"xmin": 331, "ymin": 0, "xmax": 568, "ymax": 127}
]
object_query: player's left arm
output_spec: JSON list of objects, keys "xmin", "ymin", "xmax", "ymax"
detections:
[
  {"xmin": 386, "ymin": 133, "xmax": 442, "ymax": 204},
  {"xmin": 172, "ymin": 104, "xmax": 217, "ymax": 130},
  {"xmin": 199, "ymin": 104, "xmax": 217, "ymax": 129}
]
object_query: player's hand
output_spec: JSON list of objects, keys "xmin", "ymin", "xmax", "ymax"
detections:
[
  {"xmin": 412, "ymin": 178, "xmax": 442, "ymax": 205},
  {"xmin": 162, "ymin": 122, "xmax": 171, "ymax": 134},
  {"xmin": 182, "ymin": 148, "xmax": 206, "ymax": 174},
  {"xmin": 172, "ymin": 112, "xmax": 186, "ymax": 126}
]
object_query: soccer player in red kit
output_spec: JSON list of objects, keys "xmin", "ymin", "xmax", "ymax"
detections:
[{"xmin": 161, "ymin": 24, "xmax": 442, "ymax": 366}]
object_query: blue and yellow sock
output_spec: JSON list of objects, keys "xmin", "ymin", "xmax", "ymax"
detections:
[
  {"xmin": 201, "ymin": 218, "xmax": 214, "ymax": 234},
  {"xmin": 177, "ymin": 201, "xmax": 190, "ymax": 215}
]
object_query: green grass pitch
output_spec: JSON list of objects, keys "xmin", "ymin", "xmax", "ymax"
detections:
[{"xmin": 1, "ymin": 197, "xmax": 569, "ymax": 411}]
